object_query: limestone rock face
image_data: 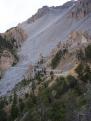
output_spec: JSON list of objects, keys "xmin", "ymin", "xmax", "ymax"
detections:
[
  {"xmin": 71, "ymin": 0, "xmax": 91, "ymax": 18},
  {"xmin": 69, "ymin": 31, "xmax": 90, "ymax": 42},
  {"xmin": 67, "ymin": 31, "xmax": 91, "ymax": 49},
  {"xmin": 4, "ymin": 27, "xmax": 28, "ymax": 48},
  {"xmin": 27, "ymin": 6, "xmax": 50, "ymax": 23},
  {"xmin": 27, "ymin": 1, "xmax": 74, "ymax": 23},
  {"xmin": 0, "ymin": 27, "xmax": 27, "ymax": 74},
  {"xmin": 0, "ymin": 50, "xmax": 14, "ymax": 71}
]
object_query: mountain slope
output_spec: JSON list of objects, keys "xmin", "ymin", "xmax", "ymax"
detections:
[
  {"xmin": 0, "ymin": 0, "xmax": 91, "ymax": 96},
  {"xmin": 19, "ymin": 2, "xmax": 91, "ymax": 63}
]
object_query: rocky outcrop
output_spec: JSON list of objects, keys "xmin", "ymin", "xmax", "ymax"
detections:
[
  {"xmin": 0, "ymin": 50, "xmax": 15, "ymax": 78},
  {"xmin": 71, "ymin": 0, "xmax": 91, "ymax": 18},
  {"xmin": 68, "ymin": 31, "xmax": 91, "ymax": 45},
  {"xmin": 0, "ymin": 0, "xmax": 91, "ymax": 96},
  {"xmin": 0, "ymin": 50, "xmax": 14, "ymax": 71},
  {"xmin": 50, "ymin": 31, "xmax": 89, "ymax": 56},
  {"xmin": 27, "ymin": 1, "xmax": 74, "ymax": 24},
  {"xmin": 3, "ymin": 27, "xmax": 28, "ymax": 48},
  {"xmin": 46, "ymin": 31, "xmax": 91, "ymax": 72},
  {"xmin": 27, "ymin": 6, "xmax": 50, "ymax": 23},
  {"xmin": 0, "ymin": 27, "xmax": 27, "ymax": 77}
]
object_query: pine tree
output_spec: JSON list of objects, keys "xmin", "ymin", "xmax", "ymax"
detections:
[{"xmin": 11, "ymin": 92, "xmax": 19, "ymax": 120}]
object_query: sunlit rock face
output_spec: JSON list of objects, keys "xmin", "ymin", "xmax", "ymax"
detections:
[
  {"xmin": 4, "ymin": 27, "xmax": 28, "ymax": 48},
  {"xmin": 0, "ymin": 50, "xmax": 14, "ymax": 71},
  {"xmin": 27, "ymin": 1, "xmax": 74, "ymax": 23},
  {"xmin": 0, "ymin": 0, "xmax": 91, "ymax": 96},
  {"xmin": 71, "ymin": 31, "xmax": 89, "ymax": 45},
  {"xmin": 71, "ymin": 0, "xmax": 91, "ymax": 18},
  {"xmin": 27, "ymin": 6, "xmax": 50, "ymax": 23},
  {"xmin": 0, "ymin": 27, "xmax": 28, "ymax": 70}
]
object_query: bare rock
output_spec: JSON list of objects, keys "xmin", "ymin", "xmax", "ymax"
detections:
[
  {"xmin": 4, "ymin": 27, "xmax": 28, "ymax": 48},
  {"xmin": 71, "ymin": 0, "xmax": 91, "ymax": 19},
  {"xmin": 0, "ymin": 50, "xmax": 14, "ymax": 71}
]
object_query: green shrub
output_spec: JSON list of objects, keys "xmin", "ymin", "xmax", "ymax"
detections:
[
  {"xmin": 0, "ymin": 35, "xmax": 18, "ymax": 66},
  {"xmin": 85, "ymin": 44, "xmax": 91, "ymax": 60},
  {"xmin": 75, "ymin": 63, "xmax": 91, "ymax": 82},
  {"xmin": 48, "ymin": 102, "xmax": 65, "ymax": 121},
  {"xmin": 66, "ymin": 75, "xmax": 77, "ymax": 88},
  {"xmin": 76, "ymin": 44, "xmax": 91, "ymax": 62},
  {"xmin": 51, "ymin": 48, "xmax": 68, "ymax": 69}
]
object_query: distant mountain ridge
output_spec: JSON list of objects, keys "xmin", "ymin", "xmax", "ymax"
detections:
[{"xmin": 26, "ymin": 1, "xmax": 74, "ymax": 23}]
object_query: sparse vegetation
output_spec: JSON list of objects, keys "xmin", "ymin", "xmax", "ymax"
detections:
[
  {"xmin": 85, "ymin": 44, "xmax": 91, "ymax": 60},
  {"xmin": 0, "ymin": 35, "xmax": 18, "ymax": 66},
  {"xmin": 51, "ymin": 48, "xmax": 67, "ymax": 69},
  {"xmin": 1, "ymin": 73, "xmax": 90, "ymax": 121},
  {"xmin": 76, "ymin": 44, "xmax": 91, "ymax": 62},
  {"xmin": 75, "ymin": 63, "xmax": 91, "ymax": 82},
  {"xmin": 0, "ymin": 41, "xmax": 91, "ymax": 121}
]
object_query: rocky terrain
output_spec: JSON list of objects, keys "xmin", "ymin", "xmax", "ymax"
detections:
[
  {"xmin": 0, "ymin": 0, "xmax": 91, "ymax": 121},
  {"xmin": 19, "ymin": 0, "xmax": 91, "ymax": 63},
  {"xmin": 0, "ymin": 27, "xmax": 27, "ymax": 77},
  {"xmin": 4, "ymin": 27, "xmax": 28, "ymax": 47},
  {"xmin": 0, "ymin": 0, "xmax": 91, "ymax": 96}
]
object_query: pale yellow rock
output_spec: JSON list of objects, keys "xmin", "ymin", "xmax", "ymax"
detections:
[{"xmin": 0, "ymin": 50, "xmax": 14, "ymax": 71}]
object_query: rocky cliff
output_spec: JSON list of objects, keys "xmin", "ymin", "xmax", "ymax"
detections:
[
  {"xmin": 3, "ymin": 27, "xmax": 28, "ymax": 48},
  {"xmin": 71, "ymin": 0, "xmax": 91, "ymax": 18},
  {"xmin": 0, "ymin": 27, "xmax": 27, "ymax": 77}
]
